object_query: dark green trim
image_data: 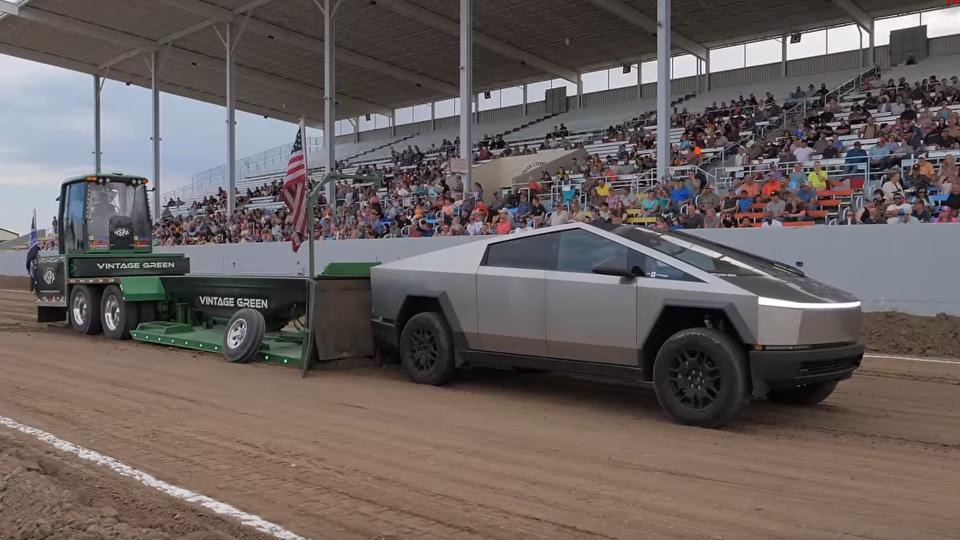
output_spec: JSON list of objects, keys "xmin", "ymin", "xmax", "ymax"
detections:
[{"xmin": 119, "ymin": 276, "xmax": 166, "ymax": 302}]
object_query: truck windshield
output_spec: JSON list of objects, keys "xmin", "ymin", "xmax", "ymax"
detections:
[
  {"xmin": 86, "ymin": 182, "xmax": 152, "ymax": 249},
  {"xmin": 605, "ymin": 224, "xmax": 803, "ymax": 278}
]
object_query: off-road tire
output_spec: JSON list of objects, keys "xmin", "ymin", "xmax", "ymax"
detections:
[
  {"xmin": 222, "ymin": 308, "xmax": 266, "ymax": 363},
  {"xmin": 100, "ymin": 285, "xmax": 140, "ymax": 340},
  {"xmin": 653, "ymin": 327, "xmax": 751, "ymax": 428},
  {"xmin": 69, "ymin": 285, "xmax": 102, "ymax": 335},
  {"xmin": 399, "ymin": 312, "xmax": 456, "ymax": 385},
  {"xmin": 768, "ymin": 380, "xmax": 838, "ymax": 406}
]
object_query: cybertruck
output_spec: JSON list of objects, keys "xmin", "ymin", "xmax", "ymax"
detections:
[{"xmin": 370, "ymin": 222, "xmax": 863, "ymax": 427}]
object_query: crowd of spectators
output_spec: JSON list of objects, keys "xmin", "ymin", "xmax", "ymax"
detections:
[{"xmin": 148, "ymin": 69, "xmax": 960, "ymax": 246}]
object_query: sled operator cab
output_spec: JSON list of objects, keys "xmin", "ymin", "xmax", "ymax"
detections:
[
  {"xmin": 59, "ymin": 173, "xmax": 154, "ymax": 255},
  {"xmin": 34, "ymin": 173, "xmax": 189, "ymax": 325}
]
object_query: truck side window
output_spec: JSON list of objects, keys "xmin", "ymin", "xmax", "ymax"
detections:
[
  {"xmin": 63, "ymin": 183, "xmax": 87, "ymax": 254},
  {"xmin": 555, "ymin": 229, "xmax": 627, "ymax": 273},
  {"xmin": 629, "ymin": 250, "xmax": 700, "ymax": 282},
  {"xmin": 482, "ymin": 233, "xmax": 559, "ymax": 270}
]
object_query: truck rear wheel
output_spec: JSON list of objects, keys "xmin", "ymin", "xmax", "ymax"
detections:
[
  {"xmin": 652, "ymin": 328, "xmax": 750, "ymax": 428},
  {"xmin": 768, "ymin": 380, "xmax": 838, "ymax": 406},
  {"xmin": 69, "ymin": 285, "xmax": 102, "ymax": 335},
  {"xmin": 100, "ymin": 285, "xmax": 140, "ymax": 340},
  {"xmin": 222, "ymin": 308, "xmax": 265, "ymax": 363},
  {"xmin": 399, "ymin": 312, "xmax": 456, "ymax": 385}
]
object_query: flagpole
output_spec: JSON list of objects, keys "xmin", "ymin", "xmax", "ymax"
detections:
[{"xmin": 300, "ymin": 116, "xmax": 315, "ymax": 280}]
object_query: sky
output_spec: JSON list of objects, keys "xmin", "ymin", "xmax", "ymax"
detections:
[{"xmin": 0, "ymin": 6, "xmax": 958, "ymax": 235}]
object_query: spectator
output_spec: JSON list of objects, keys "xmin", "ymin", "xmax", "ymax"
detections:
[
  {"xmin": 945, "ymin": 182, "xmax": 960, "ymax": 211},
  {"xmin": 641, "ymin": 190, "xmax": 661, "ymax": 216},
  {"xmin": 933, "ymin": 206, "xmax": 958, "ymax": 223},
  {"xmin": 884, "ymin": 193, "xmax": 913, "ymax": 223},
  {"xmin": 703, "ymin": 207, "xmax": 721, "ymax": 228},
  {"xmin": 807, "ymin": 161, "xmax": 830, "ymax": 190},
  {"xmin": 844, "ymin": 141, "xmax": 868, "ymax": 174},
  {"xmin": 697, "ymin": 185, "xmax": 720, "ymax": 211},
  {"xmin": 787, "ymin": 163, "xmax": 806, "ymax": 192},
  {"xmin": 881, "ymin": 170, "xmax": 906, "ymax": 203},
  {"xmin": 669, "ymin": 178, "xmax": 694, "ymax": 210},
  {"xmin": 912, "ymin": 201, "xmax": 932, "ymax": 223},
  {"xmin": 797, "ymin": 182, "xmax": 817, "ymax": 205},
  {"xmin": 837, "ymin": 207, "xmax": 857, "ymax": 225},
  {"xmin": 792, "ymin": 140, "xmax": 815, "ymax": 164},
  {"xmin": 494, "ymin": 209, "xmax": 513, "ymax": 234},
  {"xmin": 765, "ymin": 191, "xmax": 786, "ymax": 219},
  {"xmin": 549, "ymin": 203, "xmax": 570, "ymax": 226},
  {"xmin": 529, "ymin": 196, "xmax": 546, "ymax": 227}
]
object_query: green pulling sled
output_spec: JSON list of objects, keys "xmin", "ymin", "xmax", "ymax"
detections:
[{"xmin": 34, "ymin": 173, "xmax": 379, "ymax": 372}]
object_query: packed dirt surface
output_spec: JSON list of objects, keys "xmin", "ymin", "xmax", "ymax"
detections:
[
  {"xmin": 862, "ymin": 311, "xmax": 960, "ymax": 357},
  {"xmin": 0, "ymin": 288, "xmax": 958, "ymax": 539},
  {"xmin": 0, "ymin": 429, "xmax": 270, "ymax": 540},
  {"xmin": 0, "ymin": 275, "xmax": 29, "ymax": 290}
]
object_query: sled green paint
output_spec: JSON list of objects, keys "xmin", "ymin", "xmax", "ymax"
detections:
[{"xmin": 119, "ymin": 276, "xmax": 166, "ymax": 302}]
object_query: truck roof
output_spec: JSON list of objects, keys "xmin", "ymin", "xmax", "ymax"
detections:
[{"xmin": 62, "ymin": 173, "xmax": 149, "ymax": 185}]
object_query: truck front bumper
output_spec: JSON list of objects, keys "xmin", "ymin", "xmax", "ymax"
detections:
[{"xmin": 749, "ymin": 342, "xmax": 864, "ymax": 397}]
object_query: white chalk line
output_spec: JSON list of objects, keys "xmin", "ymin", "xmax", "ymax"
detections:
[
  {"xmin": 0, "ymin": 288, "xmax": 31, "ymax": 294},
  {"xmin": 0, "ymin": 416, "xmax": 305, "ymax": 540},
  {"xmin": 864, "ymin": 354, "xmax": 960, "ymax": 365}
]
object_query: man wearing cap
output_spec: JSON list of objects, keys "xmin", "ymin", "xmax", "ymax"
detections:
[
  {"xmin": 884, "ymin": 193, "xmax": 913, "ymax": 224},
  {"xmin": 697, "ymin": 185, "xmax": 720, "ymax": 211}
]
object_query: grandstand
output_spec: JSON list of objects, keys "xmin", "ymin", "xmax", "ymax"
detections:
[{"xmin": 1, "ymin": 0, "xmax": 958, "ymax": 244}]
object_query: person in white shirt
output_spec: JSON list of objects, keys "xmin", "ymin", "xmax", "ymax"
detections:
[
  {"xmin": 549, "ymin": 204, "xmax": 571, "ymax": 226},
  {"xmin": 792, "ymin": 141, "xmax": 815, "ymax": 164},
  {"xmin": 466, "ymin": 211, "xmax": 485, "ymax": 235}
]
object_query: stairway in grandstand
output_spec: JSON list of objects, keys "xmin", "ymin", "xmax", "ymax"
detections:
[{"xmin": 340, "ymin": 133, "xmax": 417, "ymax": 166}]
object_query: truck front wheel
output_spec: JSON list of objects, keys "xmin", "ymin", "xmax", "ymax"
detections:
[
  {"xmin": 69, "ymin": 285, "xmax": 102, "ymax": 335},
  {"xmin": 399, "ymin": 312, "xmax": 456, "ymax": 385},
  {"xmin": 652, "ymin": 328, "xmax": 751, "ymax": 428},
  {"xmin": 768, "ymin": 380, "xmax": 838, "ymax": 406},
  {"xmin": 100, "ymin": 285, "xmax": 140, "ymax": 340}
]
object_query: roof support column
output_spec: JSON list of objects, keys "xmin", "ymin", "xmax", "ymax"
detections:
[
  {"xmin": 656, "ymin": 0, "xmax": 671, "ymax": 182},
  {"xmin": 576, "ymin": 76, "xmax": 584, "ymax": 109},
  {"xmin": 522, "ymin": 84, "xmax": 528, "ymax": 116},
  {"xmin": 150, "ymin": 51, "xmax": 162, "ymax": 222},
  {"xmin": 459, "ymin": 0, "xmax": 473, "ymax": 189},
  {"xmin": 224, "ymin": 21, "xmax": 237, "ymax": 217},
  {"xmin": 93, "ymin": 75, "xmax": 102, "ymax": 174},
  {"xmin": 323, "ymin": 0, "xmax": 337, "ymax": 210},
  {"xmin": 781, "ymin": 35, "xmax": 788, "ymax": 78},
  {"xmin": 704, "ymin": 57, "xmax": 711, "ymax": 92},
  {"xmin": 868, "ymin": 21, "xmax": 875, "ymax": 67},
  {"xmin": 430, "ymin": 102, "xmax": 436, "ymax": 130}
]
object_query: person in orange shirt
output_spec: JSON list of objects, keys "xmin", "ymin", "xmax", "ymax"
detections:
[
  {"xmin": 738, "ymin": 174, "xmax": 761, "ymax": 198},
  {"xmin": 761, "ymin": 176, "xmax": 783, "ymax": 200}
]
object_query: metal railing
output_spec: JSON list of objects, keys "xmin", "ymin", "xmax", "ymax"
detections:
[{"xmin": 160, "ymin": 136, "xmax": 325, "ymax": 203}]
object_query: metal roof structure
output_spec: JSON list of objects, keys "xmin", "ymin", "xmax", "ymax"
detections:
[{"xmin": 0, "ymin": 0, "xmax": 944, "ymax": 126}]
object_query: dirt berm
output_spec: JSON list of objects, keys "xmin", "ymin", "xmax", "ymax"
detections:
[{"xmin": 2, "ymin": 274, "xmax": 957, "ymax": 357}]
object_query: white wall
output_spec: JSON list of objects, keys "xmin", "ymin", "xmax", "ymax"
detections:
[{"xmin": 4, "ymin": 225, "xmax": 959, "ymax": 316}]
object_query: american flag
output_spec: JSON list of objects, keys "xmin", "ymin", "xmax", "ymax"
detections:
[{"xmin": 280, "ymin": 129, "xmax": 308, "ymax": 252}]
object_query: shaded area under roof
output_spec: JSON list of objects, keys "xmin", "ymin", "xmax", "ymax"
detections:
[{"xmin": 0, "ymin": 0, "xmax": 944, "ymax": 127}]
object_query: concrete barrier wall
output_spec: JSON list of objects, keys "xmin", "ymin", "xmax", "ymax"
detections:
[{"xmin": 3, "ymin": 225, "xmax": 958, "ymax": 315}]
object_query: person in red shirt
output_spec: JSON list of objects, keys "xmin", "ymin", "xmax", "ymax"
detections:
[{"xmin": 494, "ymin": 209, "xmax": 513, "ymax": 234}]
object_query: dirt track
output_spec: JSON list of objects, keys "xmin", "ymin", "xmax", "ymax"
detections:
[{"xmin": 1, "ymin": 288, "xmax": 959, "ymax": 539}]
